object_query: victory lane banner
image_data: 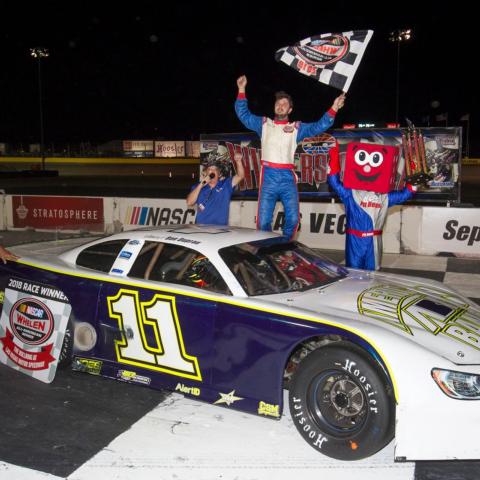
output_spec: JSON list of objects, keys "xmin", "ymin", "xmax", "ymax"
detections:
[
  {"xmin": 0, "ymin": 277, "xmax": 71, "ymax": 383},
  {"xmin": 200, "ymin": 126, "xmax": 461, "ymax": 202}
]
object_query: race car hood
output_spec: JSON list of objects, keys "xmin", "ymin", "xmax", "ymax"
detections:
[{"xmin": 261, "ymin": 269, "xmax": 480, "ymax": 365}]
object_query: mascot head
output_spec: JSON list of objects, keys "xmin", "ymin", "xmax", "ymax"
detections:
[{"xmin": 343, "ymin": 142, "xmax": 399, "ymax": 193}]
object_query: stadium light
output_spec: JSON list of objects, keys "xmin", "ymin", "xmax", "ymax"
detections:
[
  {"xmin": 30, "ymin": 47, "xmax": 50, "ymax": 169},
  {"xmin": 389, "ymin": 29, "xmax": 412, "ymax": 125}
]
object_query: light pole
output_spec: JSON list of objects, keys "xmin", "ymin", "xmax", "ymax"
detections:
[
  {"xmin": 389, "ymin": 29, "xmax": 412, "ymax": 125},
  {"xmin": 30, "ymin": 47, "xmax": 49, "ymax": 170}
]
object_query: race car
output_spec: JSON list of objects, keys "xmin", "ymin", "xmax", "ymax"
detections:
[{"xmin": 1, "ymin": 225, "xmax": 479, "ymax": 461}]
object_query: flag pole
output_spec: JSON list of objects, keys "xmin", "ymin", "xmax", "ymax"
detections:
[{"xmin": 466, "ymin": 117, "xmax": 470, "ymax": 158}]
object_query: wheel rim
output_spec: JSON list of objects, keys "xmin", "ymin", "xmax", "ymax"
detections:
[{"xmin": 307, "ymin": 369, "xmax": 367, "ymax": 436}]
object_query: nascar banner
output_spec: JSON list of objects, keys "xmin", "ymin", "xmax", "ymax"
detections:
[{"xmin": 275, "ymin": 30, "xmax": 373, "ymax": 92}]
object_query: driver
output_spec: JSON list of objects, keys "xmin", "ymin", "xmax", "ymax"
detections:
[{"xmin": 186, "ymin": 255, "xmax": 210, "ymax": 288}]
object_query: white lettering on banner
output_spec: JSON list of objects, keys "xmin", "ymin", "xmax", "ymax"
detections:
[{"xmin": 32, "ymin": 209, "xmax": 99, "ymax": 220}]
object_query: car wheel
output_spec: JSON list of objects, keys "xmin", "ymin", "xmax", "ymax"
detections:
[
  {"xmin": 288, "ymin": 342, "xmax": 395, "ymax": 460},
  {"xmin": 57, "ymin": 318, "xmax": 73, "ymax": 368}
]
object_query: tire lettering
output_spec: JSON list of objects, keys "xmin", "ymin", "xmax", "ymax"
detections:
[
  {"xmin": 342, "ymin": 357, "xmax": 380, "ymax": 414},
  {"xmin": 313, "ymin": 433, "xmax": 328, "ymax": 449}
]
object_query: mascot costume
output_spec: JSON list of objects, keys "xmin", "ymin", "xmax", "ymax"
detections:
[{"xmin": 328, "ymin": 142, "xmax": 417, "ymax": 270}]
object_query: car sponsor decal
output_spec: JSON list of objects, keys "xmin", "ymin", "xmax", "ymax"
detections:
[
  {"xmin": 358, "ymin": 284, "xmax": 480, "ymax": 351},
  {"xmin": 175, "ymin": 382, "xmax": 201, "ymax": 396},
  {"xmin": 73, "ymin": 357, "xmax": 103, "ymax": 375},
  {"xmin": 0, "ymin": 277, "xmax": 71, "ymax": 383},
  {"xmin": 109, "ymin": 239, "xmax": 145, "ymax": 277},
  {"xmin": 214, "ymin": 390, "xmax": 243, "ymax": 406},
  {"xmin": 258, "ymin": 401, "xmax": 280, "ymax": 418},
  {"xmin": 117, "ymin": 369, "xmax": 151, "ymax": 386},
  {"xmin": 107, "ymin": 289, "xmax": 202, "ymax": 381}
]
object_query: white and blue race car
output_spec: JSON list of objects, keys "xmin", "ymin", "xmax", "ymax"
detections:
[{"xmin": 1, "ymin": 225, "xmax": 479, "ymax": 461}]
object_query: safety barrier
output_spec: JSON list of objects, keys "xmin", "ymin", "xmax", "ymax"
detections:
[{"xmin": 0, "ymin": 194, "xmax": 479, "ymax": 257}]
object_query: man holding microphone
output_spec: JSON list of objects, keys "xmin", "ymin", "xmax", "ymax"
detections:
[{"xmin": 187, "ymin": 151, "xmax": 245, "ymax": 225}]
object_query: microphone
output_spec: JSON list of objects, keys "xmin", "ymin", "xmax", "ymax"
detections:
[{"xmin": 202, "ymin": 172, "xmax": 216, "ymax": 185}]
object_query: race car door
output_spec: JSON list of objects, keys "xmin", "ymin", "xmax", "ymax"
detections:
[{"xmin": 96, "ymin": 241, "xmax": 229, "ymax": 388}]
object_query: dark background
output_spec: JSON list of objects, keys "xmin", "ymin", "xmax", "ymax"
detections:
[{"xmin": 1, "ymin": 1, "xmax": 477, "ymax": 153}]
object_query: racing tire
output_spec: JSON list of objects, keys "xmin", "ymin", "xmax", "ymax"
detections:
[
  {"xmin": 288, "ymin": 342, "xmax": 395, "ymax": 460},
  {"xmin": 57, "ymin": 319, "xmax": 73, "ymax": 369}
]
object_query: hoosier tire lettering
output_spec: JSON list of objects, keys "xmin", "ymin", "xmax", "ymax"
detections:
[{"xmin": 288, "ymin": 342, "xmax": 395, "ymax": 461}]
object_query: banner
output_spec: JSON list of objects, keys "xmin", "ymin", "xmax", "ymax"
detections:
[
  {"xmin": 155, "ymin": 141, "xmax": 186, "ymax": 158},
  {"xmin": 200, "ymin": 127, "xmax": 461, "ymax": 202},
  {"xmin": 421, "ymin": 207, "xmax": 480, "ymax": 255},
  {"xmin": 0, "ymin": 278, "xmax": 71, "ymax": 383},
  {"xmin": 12, "ymin": 196, "xmax": 104, "ymax": 231},
  {"xmin": 123, "ymin": 140, "xmax": 154, "ymax": 152},
  {"xmin": 275, "ymin": 30, "xmax": 373, "ymax": 92},
  {"xmin": 186, "ymin": 141, "xmax": 200, "ymax": 158}
]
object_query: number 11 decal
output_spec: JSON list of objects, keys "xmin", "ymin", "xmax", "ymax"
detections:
[{"xmin": 107, "ymin": 289, "xmax": 202, "ymax": 381}]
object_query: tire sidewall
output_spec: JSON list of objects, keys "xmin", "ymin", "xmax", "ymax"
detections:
[{"xmin": 289, "ymin": 343, "xmax": 394, "ymax": 460}]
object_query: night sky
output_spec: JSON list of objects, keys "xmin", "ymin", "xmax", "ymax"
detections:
[{"xmin": 1, "ymin": 1, "xmax": 477, "ymax": 154}]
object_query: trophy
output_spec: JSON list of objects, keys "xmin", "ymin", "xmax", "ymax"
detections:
[{"xmin": 401, "ymin": 119, "xmax": 432, "ymax": 186}]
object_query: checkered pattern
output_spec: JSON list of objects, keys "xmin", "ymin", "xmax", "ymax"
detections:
[
  {"xmin": 0, "ymin": 287, "xmax": 71, "ymax": 383},
  {"xmin": 275, "ymin": 30, "xmax": 373, "ymax": 92}
]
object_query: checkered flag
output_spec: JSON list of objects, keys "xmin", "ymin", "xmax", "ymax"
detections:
[{"xmin": 275, "ymin": 30, "xmax": 373, "ymax": 92}]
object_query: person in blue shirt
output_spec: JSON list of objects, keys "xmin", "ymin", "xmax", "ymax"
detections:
[{"xmin": 187, "ymin": 152, "xmax": 245, "ymax": 225}]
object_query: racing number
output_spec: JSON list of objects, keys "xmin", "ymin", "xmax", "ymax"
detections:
[{"xmin": 107, "ymin": 289, "xmax": 202, "ymax": 380}]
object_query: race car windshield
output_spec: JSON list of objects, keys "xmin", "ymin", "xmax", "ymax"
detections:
[{"xmin": 219, "ymin": 240, "xmax": 348, "ymax": 296}]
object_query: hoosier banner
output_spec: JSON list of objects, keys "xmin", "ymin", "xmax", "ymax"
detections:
[{"xmin": 275, "ymin": 30, "xmax": 373, "ymax": 92}]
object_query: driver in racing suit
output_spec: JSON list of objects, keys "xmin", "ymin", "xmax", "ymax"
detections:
[{"xmin": 235, "ymin": 75, "xmax": 345, "ymax": 240}]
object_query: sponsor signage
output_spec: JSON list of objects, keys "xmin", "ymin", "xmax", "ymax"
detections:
[
  {"xmin": 201, "ymin": 127, "xmax": 461, "ymax": 202},
  {"xmin": 186, "ymin": 141, "xmax": 200, "ymax": 158},
  {"xmin": 0, "ymin": 278, "xmax": 71, "ymax": 383},
  {"xmin": 118, "ymin": 197, "xmax": 401, "ymax": 252},
  {"xmin": 155, "ymin": 141, "xmax": 186, "ymax": 158},
  {"xmin": 12, "ymin": 196, "xmax": 104, "ymax": 231},
  {"xmin": 120, "ymin": 198, "xmax": 196, "ymax": 231},
  {"xmin": 422, "ymin": 208, "xmax": 480, "ymax": 255},
  {"xmin": 123, "ymin": 140, "xmax": 154, "ymax": 152}
]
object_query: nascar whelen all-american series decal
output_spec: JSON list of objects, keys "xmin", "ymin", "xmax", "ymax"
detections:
[{"xmin": 0, "ymin": 278, "xmax": 71, "ymax": 383}]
